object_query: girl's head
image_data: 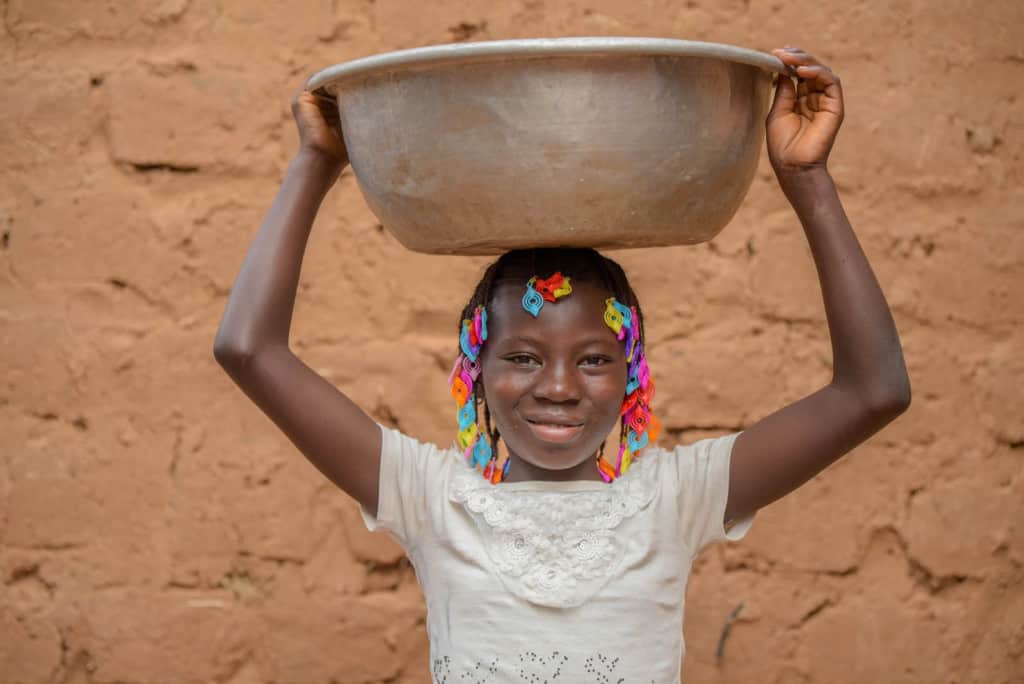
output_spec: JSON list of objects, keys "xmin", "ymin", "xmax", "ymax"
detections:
[{"xmin": 450, "ymin": 248, "xmax": 659, "ymax": 484}]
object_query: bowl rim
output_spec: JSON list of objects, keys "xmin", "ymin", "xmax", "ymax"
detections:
[{"xmin": 306, "ymin": 37, "xmax": 787, "ymax": 92}]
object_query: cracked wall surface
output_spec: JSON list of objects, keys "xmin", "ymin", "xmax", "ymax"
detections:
[{"xmin": 2, "ymin": 1, "xmax": 1022, "ymax": 682}]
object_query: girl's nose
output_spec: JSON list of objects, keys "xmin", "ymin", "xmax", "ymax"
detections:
[{"xmin": 533, "ymin": 360, "xmax": 582, "ymax": 403}]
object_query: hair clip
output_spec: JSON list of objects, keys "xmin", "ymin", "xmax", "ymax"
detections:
[
  {"xmin": 533, "ymin": 272, "xmax": 572, "ymax": 302},
  {"xmin": 471, "ymin": 437, "xmax": 492, "ymax": 468},
  {"xmin": 461, "ymin": 355, "xmax": 481, "ymax": 381},
  {"xmin": 460, "ymin": 321, "xmax": 480, "ymax": 361},
  {"xmin": 628, "ymin": 407, "xmax": 651, "ymax": 435},
  {"xmin": 596, "ymin": 457, "xmax": 617, "ymax": 483},
  {"xmin": 627, "ymin": 429, "xmax": 649, "ymax": 452},
  {"xmin": 473, "ymin": 306, "xmax": 488, "ymax": 343},
  {"xmin": 522, "ymin": 273, "xmax": 572, "ymax": 317},
  {"xmin": 620, "ymin": 392, "xmax": 639, "ymax": 416},
  {"xmin": 449, "ymin": 354, "xmax": 464, "ymax": 387},
  {"xmin": 522, "ymin": 278, "xmax": 544, "ymax": 317},
  {"xmin": 600, "ymin": 297, "xmax": 658, "ymax": 482},
  {"xmin": 451, "ymin": 375, "xmax": 470, "ymax": 405},
  {"xmin": 457, "ymin": 401, "xmax": 476, "ymax": 431},
  {"xmin": 457, "ymin": 423, "xmax": 478, "ymax": 450},
  {"xmin": 603, "ymin": 298, "xmax": 624, "ymax": 335}
]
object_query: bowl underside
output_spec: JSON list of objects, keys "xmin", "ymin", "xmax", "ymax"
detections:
[{"xmin": 307, "ymin": 38, "xmax": 783, "ymax": 255}]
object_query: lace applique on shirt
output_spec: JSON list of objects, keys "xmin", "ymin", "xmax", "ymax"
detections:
[{"xmin": 449, "ymin": 454, "xmax": 659, "ymax": 608}]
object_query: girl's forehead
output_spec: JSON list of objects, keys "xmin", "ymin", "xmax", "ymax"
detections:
[{"xmin": 486, "ymin": 280, "xmax": 616, "ymax": 340}]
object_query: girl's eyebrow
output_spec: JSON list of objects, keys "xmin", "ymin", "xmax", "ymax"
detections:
[{"xmin": 497, "ymin": 335, "xmax": 544, "ymax": 347}]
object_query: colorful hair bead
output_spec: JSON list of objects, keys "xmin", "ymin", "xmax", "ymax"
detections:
[
  {"xmin": 603, "ymin": 298, "xmax": 624, "ymax": 335},
  {"xmin": 460, "ymin": 323, "xmax": 478, "ymax": 361},
  {"xmin": 461, "ymin": 355, "xmax": 481, "ymax": 381},
  {"xmin": 522, "ymin": 273, "xmax": 572, "ymax": 317},
  {"xmin": 627, "ymin": 429, "xmax": 649, "ymax": 452},
  {"xmin": 628, "ymin": 408, "xmax": 651, "ymax": 435},
  {"xmin": 596, "ymin": 456, "xmax": 617, "ymax": 483},
  {"xmin": 471, "ymin": 438, "xmax": 492, "ymax": 468},
  {"xmin": 522, "ymin": 280, "xmax": 544, "ymax": 317},
  {"xmin": 601, "ymin": 296, "xmax": 657, "ymax": 482},
  {"xmin": 457, "ymin": 423, "xmax": 478, "ymax": 450},
  {"xmin": 533, "ymin": 272, "xmax": 572, "ymax": 302},
  {"xmin": 457, "ymin": 401, "xmax": 476, "ymax": 430},
  {"xmin": 448, "ymin": 304, "xmax": 509, "ymax": 485},
  {"xmin": 451, "ymin": 375, "xmax": 470, "ymax": 405}
]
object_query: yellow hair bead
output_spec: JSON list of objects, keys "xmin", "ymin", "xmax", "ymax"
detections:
[
  {"xmin": 457, "ymin": 423, "xmax": 478, "ymax": 450},
  {"xmin": 603, "ymin": 297, "xmax": 623, "ymax": 335}
]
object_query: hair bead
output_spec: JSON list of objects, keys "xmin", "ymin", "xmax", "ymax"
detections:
[
  {"xmin": 603, "ymin": 296, "xmax": 657, "ymax": 480},
  {"xmin": 522, "ymin": 273, "xmax": 572, "ymax": 317},
  {"xmin": 448, "ymin": 305, "xmax": 508, "ymax": 484}
]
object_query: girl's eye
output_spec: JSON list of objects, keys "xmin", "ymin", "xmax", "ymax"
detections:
[
  {"xmin": 506, "ymin": 354, "xmax": 539, "ymax": 366},
  {"xmin": 580, "ymin": 355, "xmax": 611, "ymax": 367}
]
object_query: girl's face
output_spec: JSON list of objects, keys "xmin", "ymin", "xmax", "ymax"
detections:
[{"xmin": 480, "ymin": 281, "xmax": 628, "ymax": 482}]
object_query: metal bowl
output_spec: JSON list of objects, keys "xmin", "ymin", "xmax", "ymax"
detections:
[{"xmin": 307, "ymin": 38, "xmax": 785, "ymax": 255}]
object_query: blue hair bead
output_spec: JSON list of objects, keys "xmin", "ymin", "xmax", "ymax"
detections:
[
  {"xmin": 627, "ymin": 429, "xmax": 649, "ymax": 452},
  {"xmin": 471, "ymin": 438, "xmax": 492, "ymax": 468},
  {"xmin": 460, "ymin": 322, "xmax": 479, "ymax": 361},
  {"xmin": 457, "ymin": 401, "xmax": 476, "ymax": 430},
  {"xmin": 522, "ymin": 284, "xmax": 544, "ymax": 317}
]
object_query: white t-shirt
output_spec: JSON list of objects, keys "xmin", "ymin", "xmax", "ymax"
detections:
[{"xmin": 361, "ymin": 425, "xmax": 752, "ymax": 683}]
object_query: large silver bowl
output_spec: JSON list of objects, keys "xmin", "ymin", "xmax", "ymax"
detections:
[{"xmin": 307, "ymin": 38, "xmax": 785, "ymax": 255}]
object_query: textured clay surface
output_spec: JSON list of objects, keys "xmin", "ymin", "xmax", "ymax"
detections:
[{"xmin": 2, "ymin": 2, "xmax": 1022, "ymax": 683}]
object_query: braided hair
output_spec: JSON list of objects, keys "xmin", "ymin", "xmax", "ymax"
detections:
[{"xmin": 455, "ymin": 248, "xmax": 647, "ymax": 476}]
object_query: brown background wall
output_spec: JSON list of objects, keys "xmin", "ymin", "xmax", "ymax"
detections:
[{"xmin": 2, "ymin": 1, "xmax": 1022, "ymax": 682}]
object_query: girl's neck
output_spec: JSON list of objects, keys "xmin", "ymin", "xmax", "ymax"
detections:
[{"xmin": 499, "ymin": 452, "xmax": 606, "ymax": 484}]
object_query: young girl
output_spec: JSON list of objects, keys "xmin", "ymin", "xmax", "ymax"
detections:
[{"xmin": 214, "ymin": 47, "xmax": 910, "ymax": 682}]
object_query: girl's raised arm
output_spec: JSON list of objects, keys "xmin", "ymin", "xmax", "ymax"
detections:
[
  {"xmin": 213, "ymin": 90, "xmax": 382, "ymax": 516},
  {"xmin": 724, "ymin": 48, "xmax": 911, "ymax": 524}
]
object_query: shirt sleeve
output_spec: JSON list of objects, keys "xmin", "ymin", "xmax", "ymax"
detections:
[
  {"xmin": 358, "ymin": 424, "xmax": 450, "ymax": 550},
  {"xmin": 667, "ymin": 432, "xmax": 754, "ymax": 557}
]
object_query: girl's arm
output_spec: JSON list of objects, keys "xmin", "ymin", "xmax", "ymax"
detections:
[
  {"xmin": 725, "ymin": 48, "xmax": 911, "ymax": 524},
  {"xmin": 213, "ymin": 90, "xmax": 383, "ymax": 516}
]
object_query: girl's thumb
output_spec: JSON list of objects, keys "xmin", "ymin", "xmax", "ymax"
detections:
[{"xmin": 767, "ymin": 75, "xmax": 797, "ymax": 122}]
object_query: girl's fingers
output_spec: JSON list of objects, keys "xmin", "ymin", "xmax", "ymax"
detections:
[
  {"xmin": 771, "ymin": 47, "xmax": 822, "ymax": 68},
  {"xmin": 797, "ymin": 78, "xmax": 810, "ymax": 100},
  {"xmin": 767, "ymin": 73, "xmax": 798, "ymax": 121},
  {"xmin": 793, "ymin": 64, "xmax": 843, "ymax": 100}
]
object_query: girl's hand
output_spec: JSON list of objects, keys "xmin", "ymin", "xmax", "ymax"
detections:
[
  {"xmin": 766, "ymin": 47, "xmax": 844, "ymax": 176},
  {"xmin": 291, "ymin": 89, "xmax": 349, "ymax": 168}
]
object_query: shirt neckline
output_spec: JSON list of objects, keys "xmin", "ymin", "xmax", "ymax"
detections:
[{"xmin": 454, "ymin": 444, "xmax": 663, "ymax": 493}]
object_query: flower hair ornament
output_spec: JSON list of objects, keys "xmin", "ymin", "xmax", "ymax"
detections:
[{"xmin": 597, "ymin": 297, "xmax": 660, "ymax": 482}]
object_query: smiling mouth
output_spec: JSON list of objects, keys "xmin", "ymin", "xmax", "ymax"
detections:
[{"xmin": 524, "ymin": 418, "xmax": 585, "ymax": 443}]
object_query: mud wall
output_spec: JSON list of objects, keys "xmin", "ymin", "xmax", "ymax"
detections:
[{"xmin": 2, "ymin": 1, "xmax": 1022, "ymax": 682}]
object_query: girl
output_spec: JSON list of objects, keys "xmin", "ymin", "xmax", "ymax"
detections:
[{"xmin": 214, "ymin": 47, "xmax": 910, "ymax": 682}]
